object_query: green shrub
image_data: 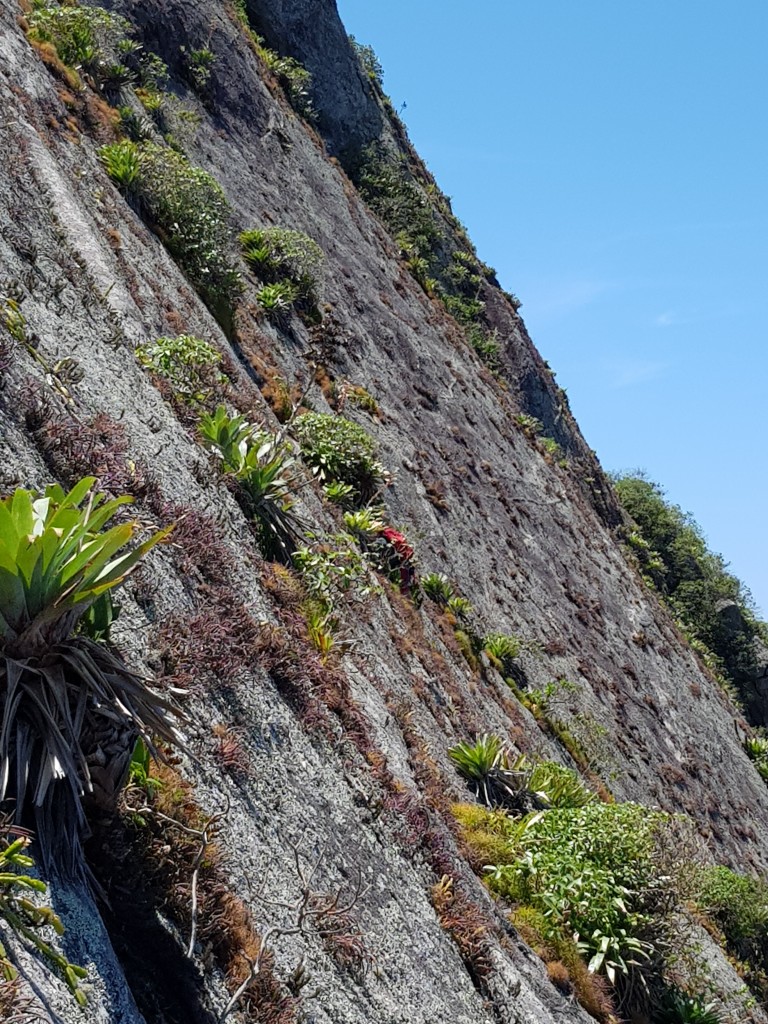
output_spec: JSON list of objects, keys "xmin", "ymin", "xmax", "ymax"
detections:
[
  {"xmin": 349, "ymin": 36, "xmax": 384, "ymax": 87},
  {"xmin": 0, "ymin": 832, "xmax": 87, "ymax": 1004},
  {"xmin": 0, "ymin": 479, "xmax": 177, "ymax": 867},
  {"xmin": 240, "ymin": 227, "xmax": 323, "ymax": 296},
  {"xmin": 256, "ymin": 41, "xmax": 315, "ymax": 118},
  {"xmin": 487, "ymin": 802, "xmax": 670, "ymax": 984},
  {"xmin": 135, "ymin": 334, "xmax": 224, "ymax": 407},
  {"xmin": 467, "ymin": 324, "xmax": 501, "ymax": 371},
  {"xmin": 446, "ymin": 595, "xmax": 473, "ymax": 621},
  {"xmin": 612, "ymin": 474, "xmax": 766, "ymax": 704},
  {"xmin": 98, "ymin": 141, "xmax": 241, "ymax": 319},
  {"xmin": 695, "ymin": 866, "xmax": 768, "ymax": 967},
  {"xmin": 28, "ymin": 0, "xmax": 132, "ymax": 84},
  {"xmin": 324, "ymin": 481, "xmax": 356, "ymax": 508},
  {"xmin": 540, "ymin": 436, "xmax": 562, "ymax": 459},
  {"xmin": 449, "ymin": 738, "xmax": 595, "ymax": 813},
  {"xmin": 199, "ymin": 406, "xmax": 302, "ymax": 563},
  {"xmin": 182, "ymin": 46, "xmax": 216, "ymax": 92},
  {"xmin": 293, "ymin": 536, "xmax": 377, "ymax": 610},
  {"xmin": 293, "ymin": 412, "xmax": 385, "ymax": 503},
  {"xmin": 351, "ymin": 143, "xmax": 438, "ymax": 260}
]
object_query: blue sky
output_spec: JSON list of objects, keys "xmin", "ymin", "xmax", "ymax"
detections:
[{"xmin": 337, "ymin": 0, "xmax": 768, "ymax": 614}]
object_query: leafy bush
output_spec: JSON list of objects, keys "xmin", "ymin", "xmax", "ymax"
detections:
[
  {"xmin": 293, "ymin": 413, "xmax": 385, "ymax": 503},
  {"xmin": 446, "ymin": 595, "xmax": 473, "ymax": 621},
  {"xmin": 256, "ymin": 40, "xmax": 315, "ymax": 118},
  {"xmin": 293, "ymin": 535, "xmax": 378, "ymax": 609},
  {"xmin": 0, "ymin": 479, "xmax": 177, "ymax": 868},
  {"xmin": 349, "ymin": 36, "xmax": 384, "ymax": 87},
  {"xmin": 182, "ymin": 46, "xmax": 216, "ymax": 92},
  {"xmin": 0, "ymin": 830, "xmax": 87, "ymax": 1004},
  {"xmin": 324, "ymin": 481, "xmax": 356, "ymax": 508},
  {"xmin": 486, "ymin": 802, "xmax": 670, "ymax": 983},
  {"xmin": 136, "ymin": 334, "xmax": 224, "ymax": 407},
  {"xmin": 695, "ymin": 866, "xmax": 768, "ymax": 969},
  {"xmin": 351, "ymin": 143, "xmax": 438, "ymax": 260},
  {"xmin": 28, "ymin": 0, "xmax": 132, "ymax": 86},
  {"xmin": 515, "ymin": 413, "xmax": 544, "ymax": 438},
  {"xmin": 342, "ymin": 507, "xmax": 386, "ymax": 537},
  {"xmin": 200, "ymin": 406, "xmax": 302, "ymax": 563},
  {"xmin": 98, "ymin": 141, "xmax": 241, "ymax": 319},
  {"xmin": 612, "ymin": 474, "xmax": 766, "ymax": 703},
  {"xmin": 240, "ymin": 227, "xmax": 323, "ymax": 297}
]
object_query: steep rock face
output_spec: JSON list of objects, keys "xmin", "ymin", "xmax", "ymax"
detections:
[
  {"xmin": 0, "ymin": 0, "xmax": 766, "ymax": 1022},
  {"xmin": 244, "ymin": 0, "xmax": 384, "ymax": 156}
]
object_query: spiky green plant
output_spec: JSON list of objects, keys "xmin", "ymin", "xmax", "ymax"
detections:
[
  {"xmin": 323, "ymin": 481, "xmax": 356, "ymax": 508},
  {"xmin": 420, "ymin": 571, "xmax": 454, "ymax": 606},
  {"xmin": 658, "ymin": 990, "xmax": 722, "ymax": 1024},
  {"xmin": 744, "ymin": 733, "xmax": 768, "ymax": 783},
  {"xmin": 256, "ymin": 281, "xmax": 299, "ymax": 320},
  {"xmin": 0, "ymin": 479, "xmax": 178, "ymax": 871},
  {"xmin": 448, "ymin": 734, "xmax": 530, "ymax": 808},
  {"xmin": 99, "ymin": 140, "xmax": 142, "ymax": 189},
  {"xmin": 240, "ymin": 227, "xmax": 323, "ymax": 297},
  {"xmin": 199, "ymin": 406, "xmax": 303, "ymax": 563},
  {"xmin": 342, "ymin": 507, "xmax": 385, "ymax": 538},
  {"xmin": 482, "ymin": 632, "xmax": 521, "ymax": 674},
  {"xmin": 0, "ymin": 830, "xmax": 87, "ymax": 1004},
  {"xmin": 446, "ymin": 595, "xmax": 473, "ymax": 621}
]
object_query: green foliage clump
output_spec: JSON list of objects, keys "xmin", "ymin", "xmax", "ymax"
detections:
[
  {"xmin": 486, "ymin": 802, "xmax": 669, "ymax": 983},
  {"xmin": 658, "ymin": 989, "xmax": 723, "ymax": 1024},
  {"xmin": 420, "ymin": 571, "xmax": 455, "ymax": 606},
  {"xmin": 0, "ymin": 832, "xmax": 88, "ymax": 1004},
  {"xmin": 98, "ymin": 141, "xmax": 241, "ymax": 320},
  {"xmin": 200, "ymin": 406, "xmax": 302, "ymax": 563},
  {"xmin": 240, "ymin": 227, "xmax": 323, "ymax": 293},
  {"xmin": 293, "ymin": 535, "xmax": 378, "ymax": 609},
  {"xmin": 255, "ymin": 39, "xmax": 315, "ymax": 118},
  {"xmin": 28, "ymin": 0, "xmax": 133, "ymax": 86},
  {"xmin": 352, "ymin": 143, "xmax": 439, "ymax": 261},
  {"xmin": 293, "ymin": 412, "xmax": 385, "ymax": 504},
  {"xmin": 448, "ymin": 736, "xmax": 593, "ymax": 812},
  {"xmin": 612, "ymin": 474, "xmax": 766, "ymax": 704},
  {"xmin": 744, "ymin": 733, "xmax": 768, "ymax": 782},
  {"xmin": 0, "ymin": 479, "xmax": 177, "ymax": 868},
  {"xmin": 482, "ymin": 632, "xmax": 521, "ymax": 674},
  {"xmin": 446, "ymin": 595, "xmax": 473, "ymax": 621},
  {"xmin": 255, "ymin": 281, "xmax": 298, "ymax": 321},
  {"xmin": 136, "ymin": 334, "xmax": 224, "ymax": 408},
  {"xmin": 694, "ymin": 866, "xmax": 768, "ymax": 975},
  {"xmin": 349, "ymin": 36, "xmax": 384, "ymax": 87},
  {"xmin": 182, "ymin": 46, "xmax": 216, "ymax": 92}
]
